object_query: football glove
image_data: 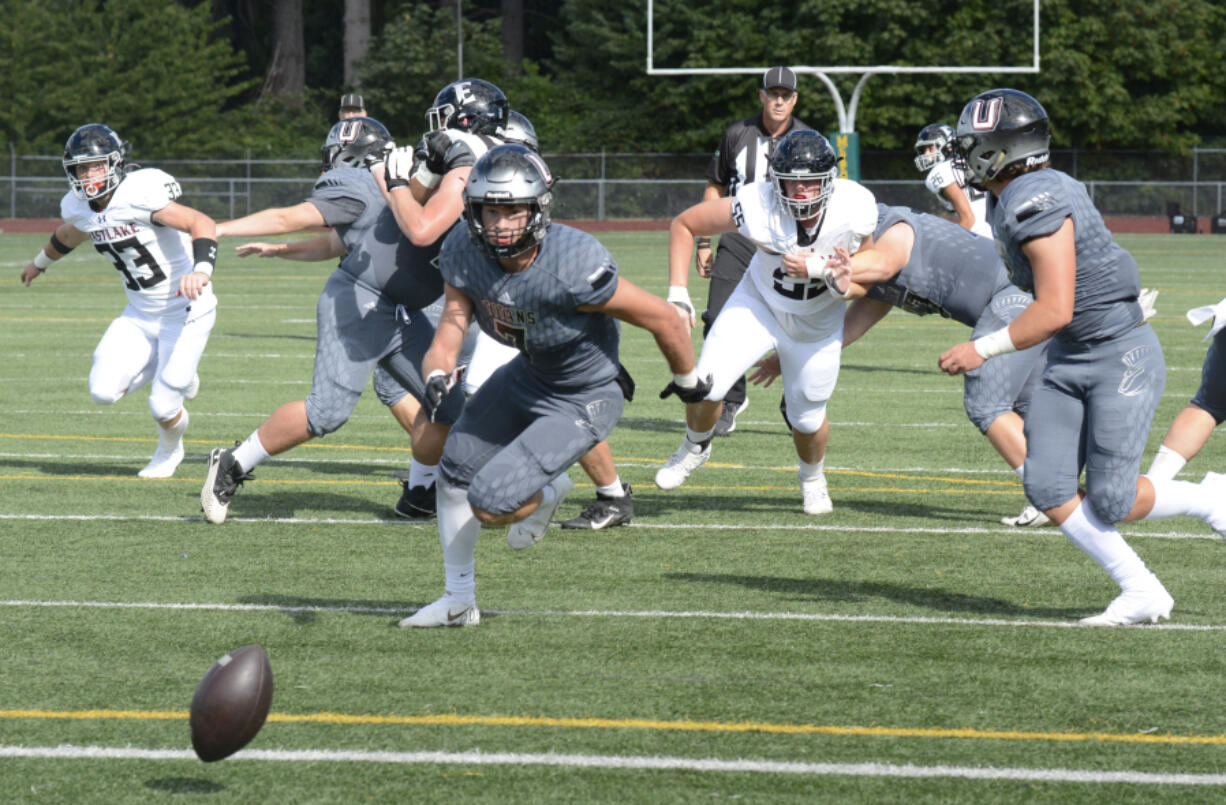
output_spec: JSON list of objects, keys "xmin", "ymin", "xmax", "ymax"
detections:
[
  {"xmin": 659, "ymin": 372, "xmax": 713, "ymax": 404},
  {"xmin": 414, "ymin": 130, "xmax": 451, "ymax": 175},
  {"xmin": 384, "ymin": 146, "xmax": 415, "ymax": 190},
  {"xmin": 423, "ymin": 366, "xmax": 465, "ymax": 422}
]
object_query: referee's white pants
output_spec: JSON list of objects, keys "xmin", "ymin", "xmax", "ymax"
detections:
[{"xmin": 696, "ymin": 277, "xmax": 843, "ymax": 435}]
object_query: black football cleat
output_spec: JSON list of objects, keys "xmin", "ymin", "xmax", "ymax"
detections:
[
  {"xmin": 394, "ymin": 480, "xmax": 437, "ymax": 519},
  {"xmin": 201, "ymin": 445, "xmax": 254, "ymax": 524},
  {"xmin": 561, "ymin": 483, "xmax": 633, "ymax": 530}
]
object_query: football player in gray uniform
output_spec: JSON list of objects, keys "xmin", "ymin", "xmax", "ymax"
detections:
[
  {"xmin": 1146, "ymin": 296, "xmax": 1226, "ymax": 482},
  {"xmin": 22, "ymin": 124, "xmax": 218, "ymax": 479},
  {"xmin": 815, "ymin": 204, "xmax": 1050, "ymax": 527},
  {"xmin": 201, "ymin": 117, "xmax": 465, "ymax": 524},
  {"xmin": 939, "ymin": 89, "xmax": 1226, "ymax": 626},
  {"xmin": 400, "ymin": 145, "xmax": 702, "ymax": 627}
]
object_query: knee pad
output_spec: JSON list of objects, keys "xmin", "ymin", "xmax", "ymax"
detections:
[
  {"xmin": 783, "ymin": 393, "xmax": 827, "ymax": 434},
  {"xmin": 964, "ymin": 399, "xmax": 1007, "ymax": 435},
  {"xmin": 147, "ymin": 384, "xmax": 185, "ymax": 422},
  {"xmin": 88, "ymin": 372, "xmax": 126, "ymax": 406}
]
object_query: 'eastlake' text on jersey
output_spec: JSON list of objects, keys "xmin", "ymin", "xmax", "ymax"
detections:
[
  {"xmin": 439, "ymin": 223, "xmax": 621, "ymax": 387},
  {"xmin": 733, "ymin": 179, "xmax": 878, "ymax": 316},
  {"xmin": 60, "ymin": 168, "xmax": 217, "ymax": 319}
]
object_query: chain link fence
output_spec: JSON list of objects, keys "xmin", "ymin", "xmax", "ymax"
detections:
[{"xmin": 6, "ymin": 145, "xmax": 1226, "ymax": 222}]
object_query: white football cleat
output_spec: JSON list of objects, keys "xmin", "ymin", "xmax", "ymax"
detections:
[
  {"xmin": 1079, "ymin": 578, "xmax": 1173, "ymax": 627},
  {"xmin": 185, "ymin": 373, "xmax": 200, "ymax": 401},
  {"xmin": 399, "ymin": 594, "xmax": 479, "ymax": 628},
  {"xmin": 138, "ymin": 409, "xmax": 188, "ymax": 478},
  {"xmin": 1000, "ymin": 504, "xmax": 1052, "ymax": 528},
  {"xmin": 1200, "ymin": 471, "xmax": 1226, "ymax": 538},
  {"xmin": 654, "ymin": 439, "xmax": 711, "ymax": 490},
  {"xmin": 800, "ymin": 471, "xmax": 833, "ymax": 515},
  {"xmin": 507, "ymin": 474, "xmax": 575, "ymax": 550}
]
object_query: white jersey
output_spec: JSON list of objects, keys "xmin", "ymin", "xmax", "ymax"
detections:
[
  {"xmin": 60, "ymin": 168, "xmax": 216, "ymax": 318},
  {"xmin": 733, "ymin": 179, "xmax": 877, "ymax": 316},
  {"xmin": 924, "ymin": 161, "xmax": 992, "ymax": 239}
]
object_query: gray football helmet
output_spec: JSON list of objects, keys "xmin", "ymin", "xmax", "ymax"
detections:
[
  {"xmin": 463, "ymin": 144, "xmax": 554, "ymax": 259},
  {"xmin": 63, "ymin": 124, "xmax": 127, "ymax": 200},
  {"xmin": 955, "ymin": 89, "xmax": 1050, "ymax": 188},
  {"xmin": 498, "ymin": 110, "xmax": 539, "ymax": 154},
  {"xmin": 913, "ymin": 123, "xmax": 956, "ymax": 172}
]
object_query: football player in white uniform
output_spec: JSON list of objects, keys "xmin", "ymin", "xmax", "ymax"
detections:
[
  {"xmin": 914, "ymin": 123, "xmax": 992, "ymax": 239},
  {"xmin": 21, "ymin": 124, "xmax": 218, "ymax": 478},
  {"xmin": 657, "ymin": 129, "xmax": 877, "ymax": 514}
]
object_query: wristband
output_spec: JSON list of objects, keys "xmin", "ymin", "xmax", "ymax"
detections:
[
  {"xmin": 426, "ymin": 369, "xmax": 446, "ymax": 382},
  {"xmin": 33, "ymin": 250, "xmax": 53, "ymax": 270},
  {"xmin": 803, "ymin": 253, "xmax": 824, "ymax": 279},
  {"xmin": 973, "ymin": 326, "xmax": 1018, "ymax": 360},
  {"xmin": 672, "ymin": 369, "xmax": 699, "ymax": 388},
  {"xmin": 695, "ymin": 237, "xmax": 711, "ymax": 248},
  {"xmin": 49, "ymin": 233, "xmax": 75, "ymax": 255},
  {"xmin": 666, "ymin": 285, "xmax": 693, "ymax": 308},
  {"xmin": 192, "ymin": 237, "xmax": 218, "ymax": 276}
]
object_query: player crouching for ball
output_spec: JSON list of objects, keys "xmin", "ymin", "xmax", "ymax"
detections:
[
  {"xmin": 21, "ymin": 124, "xmax": 218, "ymax": 479},
  {"xmin": 656, "ymin": 129, "xmax": 877, "ymax": 515},
  {"xmin": 401, "ymin": 145, "xmax": 702, "ymax": 627}
]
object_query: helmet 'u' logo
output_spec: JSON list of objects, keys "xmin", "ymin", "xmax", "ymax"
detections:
[
  {"xmin": 971, "ymin": 98, "xmax": 1003, "ymax": 131},
  {"xmin": 338, "ymin": 120, "xmax": 361, "ymax": 142}
]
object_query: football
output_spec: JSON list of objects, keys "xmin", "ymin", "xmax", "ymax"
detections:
[{"xmin": 189, "ymin": 644, "xmax": 274, "ymax": 762}]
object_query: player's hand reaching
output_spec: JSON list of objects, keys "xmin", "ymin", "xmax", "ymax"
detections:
[
  {"xmin": 177, "ymin": 270, "xmax": 211, "ymax": 300},
  {"xmin": 695, "ymin": 242, "xmax": 714, "ymax": 278},
  {"xmin": 823, "ymin": 247, "xmax": 854, "ymax": 298},
  {"xmin": 235, "ymin": 242, "xmax": 287, "ymax": 258},
  {"xmin": 384, "ymin": 146, "xmax": 415, "ymax": 190},
  {"xmin": 659, "ymin": 372, "xmax": 713, "ymax": 404},
  {"xmin": 423, "ymin": 366, "xmax": 466, "ymax": 422},
  {"xmin": 938, "ymin": 341, "xmax": 985, "ymax": 376},
  {"xmin": 20, "ymin": 262, "xmax": 43, "ymax": 286},
  {"xmin": 748, "ymin": 354, "xmax": 781, "ymax": 387}
]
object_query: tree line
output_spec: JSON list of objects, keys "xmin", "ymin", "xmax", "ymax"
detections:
[{"xmin": 2, "ymin": 0, "xmax": 1223, "ymax": 164}]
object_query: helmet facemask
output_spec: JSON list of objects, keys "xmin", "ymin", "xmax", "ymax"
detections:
[
  {"xmin": 463, "ymin": 144, "xmax": 554, "ymax": 260},
  {"xmin": 771, "ymin": 166, "xmax": 837, "ymax": 224}
]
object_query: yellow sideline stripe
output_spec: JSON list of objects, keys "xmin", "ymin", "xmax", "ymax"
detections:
[
  {"xmin": 0, "ymin": 433, "xmax": 412, "ymax": 453},
  {"xmin": 3, "ymin": 708, "xmax": 1226, "ymax": 746}
]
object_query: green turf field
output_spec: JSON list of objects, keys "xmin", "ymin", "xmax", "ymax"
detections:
[{"xmin": 2, "ymin": 230, "xmax": 1225, "ymax": 803}]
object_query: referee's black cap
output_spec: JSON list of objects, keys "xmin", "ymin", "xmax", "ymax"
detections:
[
  {"xmin": 762, "ymin": 66, "xmax": 797, "ymax": 92},
  {"xmin": 339, "ymin": 93, "xmax": 366, "ymax": 111}
]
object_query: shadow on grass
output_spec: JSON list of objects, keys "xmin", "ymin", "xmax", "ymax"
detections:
[
  {"xmin": 221, "ymin": 490, "xmax": 420, "ymax": 522},
  {"xmin": 144, "ymin": 777, "xmax": 225, "ymax": 794},
  {"xmin": 633, "ymin": 489, "xmax": 988, "ymax": 524},
  {"xmin": 233, "ymin": 593, "xmax": 499, "ymax": 627},
  {"xmin": 664, "ymin": 571, "xmax": 1085, "ymax": 620}
]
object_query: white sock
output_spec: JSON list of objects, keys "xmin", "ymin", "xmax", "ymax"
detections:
[
  {"xmin": 685, "ymin": 426, "xmax": 715, "ymax": 449},
  {"xmin": 438, "ymin": 477, "xmax": 479, "ymax": 601},
  {"xmin": 1013, "ymin": 464, "xmax": 1025, "ymax": 480},
  {"xmin": 158, "ymin": 408, "xmax": 188, "ymax": 448},
  {"xmin": 1145, "ymin": 477, "xmax": 1209, "ymax": 520},
  {"xmin": 407, "ymin": 458, "xmax": 437, "ymax": 489},
  {"xmin": 596, "ymin": 479, "xmax": 625, "ymax": 498},
  {"xmin": 1059, "ymin": 499, "xmax": 1151, "ymax": 590},
  {"xmin": 798, "ymin": 458, "xmax": 824, "ymax": 481},
  {"xmin": 1145, "ymin": 445, "xmax": 1187, "ymax": 482},
  {"xmin": 232, "ymin": 430, "xmax": 271, "ymax": 473}
]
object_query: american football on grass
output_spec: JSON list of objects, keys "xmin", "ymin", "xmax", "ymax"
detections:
[{"xmin": 189, "ymin": 644, "xmax": 273, "ymax": 762}]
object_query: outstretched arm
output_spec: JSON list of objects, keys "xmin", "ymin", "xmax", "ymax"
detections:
[
  {"xmin": 667, "ymin": 196, "xmax": 737, "ymax": 329},
  {"xmin": 217, "ymin": 202, "xmax": 327, "ymax": 238},
  {"xmin": 580, "ymin": 277, "xmax": 696, "ymax": 377},
  {"xmin": 235, "ymin": 231, "xmax": 344, "ymax": 262},
  {"xmin": 21, "ymin": 222, "xmax": 87, "ymax": 286}
]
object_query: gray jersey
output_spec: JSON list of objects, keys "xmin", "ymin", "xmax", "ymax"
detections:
[
  {"xmin": 989, "ymin": 169, "xmax": 1142, "ymax": 342},
  {"xmin": 867, "ymin": 204, "xmax": 1010, "ymax": 325},
  {"xmin": 337, "ymin": 207, "xmax": 446, "ymax": 310},
  {"xmin": 439, "ymin": 223, "xmax": 621, "ymax": 387},
  {"xmin": 307, "ymin": 166, "xmax": 385, "ymax": 254}
]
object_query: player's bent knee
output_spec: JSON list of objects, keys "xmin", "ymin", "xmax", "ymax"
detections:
[
  {"xmin": 304, "ymin": 392, "xmax": 358, "ymax": 437},
  {"xmin": 786, "ymin": 399, "xmax": 827, "ymax": 434},
  {"xmin": 89, "ymin": 374, "xmax": 127, "ymax": 406},
  {"xmin": 966, "ymin": 404, "xmax": 1007, "ymax": 435},
  {"xmin": 148, "ymin": 391, "xmax": 185, "ymax": 423}
]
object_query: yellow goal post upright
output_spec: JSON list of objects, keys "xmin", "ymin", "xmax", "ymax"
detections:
[{"xmin": 645, "ymin": 0, "xmax": 1041, "ymax": 181}]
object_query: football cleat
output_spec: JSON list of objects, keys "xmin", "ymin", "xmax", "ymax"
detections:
[
  {"xmin": 654, "ymin": 439, "xmax": 711, "ymax": 490},
  {"xmin": 507, "ymin": 474, "xmax": 575, "ymax": 549},
  {"xmin": 200, "ymin": 445, "xmax": 254, "ymax": 524},
  {"xmin": 713, "ymin": 398, "xmax": 749, "ymax": 437},
  {"xmin": 800, "ymin": 471, "xmax": 833, "ymax": 515},
  {"xmin": 394, "ymin": 480, "xmax": 437, "ymax": 519},
  {"xmin": 1000, "ymin": 504, "xmax": 1052, "ymax": 528},
  {"xmin": 561, "ymin": 484, "xmax": 634, "ymax": 530},
  {"xmin": 1079, "ymin": 578, "xmax": 1173, "ymax": 627},
  {"xmin": 399, "ymin": 594, "xmax": 479, "ymax": 628},
  {"xmin": 1200, "ymin": 471, "xmax": 1226, "ymax": 538}
]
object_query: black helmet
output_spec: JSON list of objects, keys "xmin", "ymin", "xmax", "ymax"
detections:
[
  {"xmin": 63, "ymin": 123, "xmax": 127, "ymax": 200},
  {"xmin": 768, "ymin": 129, "xmax": 839, "ymax": 222},
  {"xmin": 913, "ymin": 123, "xmax": 957, "ymax": 172},
  {"xmin": 463, "ymin": 144, "xmax": 554, "ymax": 259},
  {"xmin": 320, "ymin": 116, "xmax": 393, "ymax": 171},
  {"xmin": 955, "ymin": 89, "xmax": 1050, "ymax": 188},
  {"xmin": 427, "ymin": 78, "xmax": 509, "ymax": 135}
]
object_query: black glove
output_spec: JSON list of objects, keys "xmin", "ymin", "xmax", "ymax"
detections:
[
  {"xmin": 659, "ymin": 373, "xmax": 713, "ymax": 404},
  {"xmin": 423, "ymin": 367, "xmax": 465, "ymax": 422},
  {"xmin": 414, "ymin": 130, "xmax": 451, "ymax": 176}
]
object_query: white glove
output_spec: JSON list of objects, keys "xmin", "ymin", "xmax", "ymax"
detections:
[
  {"xmin": 385, "ymin": 146, "xmax": 416, "ymax": 185},
  {"xmin": 667, "ymin": 285, "xmax": 696, "ymax": 327},
  {"xmin": 1186, "ymin": 295, "xmax": 1226, "ymax": 342},
  {"xmin": 1138, "ymin": 287, "xmax": 1159, "ymax": 320}
]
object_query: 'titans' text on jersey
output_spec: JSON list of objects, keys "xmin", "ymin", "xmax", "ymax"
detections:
[
  {"xmin": 733, "ymin": 179, "xmax": 877, "ymax": 315},
  {"xmin": 60, "ymin": 167, "xmax": 217, "ymax": 319}
]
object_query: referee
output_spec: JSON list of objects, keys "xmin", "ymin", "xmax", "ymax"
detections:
[{"xmin": 695, "ymin": 66, "xmax": 812, "ymax": 436}]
